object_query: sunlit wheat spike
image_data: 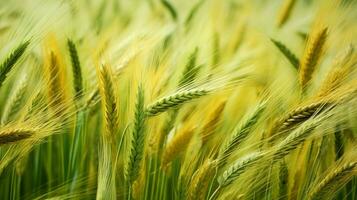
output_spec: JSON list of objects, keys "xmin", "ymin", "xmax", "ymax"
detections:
[
  {"xmin": 0, "ymin": 41, "xmax": 29, "ymax": 88},
  {"xmin": 218, "ymin": 151, "xmax": 265, "ymax": 187},
  {"xmin": 2, "ymin": 77, "xmax": 28, "ymax": 124},
  {"xmin": 146, "ymin": 89, "xmax": 209, "ymax": 116},
  {"xmin": 161, "ymin": 125, "xmax": 196, "ymax": 168},
  {"xmin": 277, "ymin": 0, "xmax": 297, "ymax": 27},
  {"xmin": 299, "ymin": 27, "xmax": 328, "ymax": 88},
  {"xmin": 271, "ymin": 38, "xmax": 299, "ymax": 69},
  {"xmin": 67, "ymin": 39, "xmax": 83, "ymax": 98},
  {"xmin": 219, "ymin": 102, "xmax": 266, "ymax": 163},
  {"xmin": 160, "ymin": 0, "xmax": 177, "ymax": 21},
  {"xmin": 187, "ymin": 159, "xmax": 217, "ymax": 200},
  {"xmin": 126, "ymin": 85, "xmax": 146, "ymax": 184},
  {"xmin": 308, "ymin": 161, "xmax": 357, "ymax": 200},
  {"xmin": 98, "ymin": 64, "xmax": 119, "ymax": 136},
  {"xmin": 0, "ymin": 129, "xmax": 34, "ymax": 145},
  {"xmin": 317, "ymin": 44, "xmax": 355, "ymax": 97}
]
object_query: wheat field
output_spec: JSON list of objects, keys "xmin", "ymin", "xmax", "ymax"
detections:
[{"xmin": 0, "ymin": 0, "xmax": 356, "ymax": 199}]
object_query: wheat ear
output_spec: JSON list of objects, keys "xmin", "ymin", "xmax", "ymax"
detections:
[
  {"xmin": 277, "ymin": 0, "xmax": 297, "ymax": 27},
  {"xmin": 126, "ymin": 85, "xmax": 146, "ymax": 184},
  {"xmin": 179, "ymin": 47, "xmax": 200, "ymax": 87},
  {"xmin": 219, "ymin": 102, "xmax": 266, "ymax": 164},
  {"xmin": 0, "ymin": 41, "xmax": 29, "ymax": 88},
  {"xmin": 0, "ymin": 129, "xmax": 34, "ymax": 145},
  {"xmin": 308, "ymin": 161, "xmax": 357, "ymax": 200},
  {"xmin": 99, "ymin": 65, "xmax": 119, "ymax": 137},
  {"xmin": 201, "ymin": 100, "xmax": 226, "ymax": 145},
  {"xmin": 46, "ymin": 51, "xmax": 65, "ymax": 107},
  {"xmin": 160, "ymin": 0, "xmax": 177, "ymax": 21},
  {"xmin": 67, "ymin": 39, "xmax": 83, "ymax": 98},
  {"xmin": 2, "ymin": 77, "xmax": 28, "ymax": 124},
  {"xmin": 272, "ymin": 116, "xmax": 326, "ymax": 160},
  {"xmin": 271, "ymin": 101, "xmax": 332, "ymax": 134},
  {"xmin": 96, "ymin": 64, "xmax": 118, "ymax": 200},
  {"xmin": 218, "ymin": 151, "xmax": 265, "ymax": 187},
  {"xmin": 146, "ymin": 89, "xmax": 209, "ymax": 116},
  {"xmin": 299, "ymin": 27, "xmax": 328, "ymax": 88},
  {"xmin": 271, "ymin": 38, "xmax": 299, "ymax": 69},
  {"xmin": 161, "ymin": 125, "xmax": 196, "ymax": 168},
  {"xmin": 317, "ymin": 44, "xmax": 355, "ymax": 97},
  {"xmin": 187, "ymin": 159, "xmax": 217, "ymax": 200}
]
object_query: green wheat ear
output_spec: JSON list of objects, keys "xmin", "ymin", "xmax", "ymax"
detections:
[
  {"xmin": 126, "ymin": 84, "xmax": 146, "ymax": 185},
  {"xmin": 271, "ymin": 38, "xmax": 299, "ymax": 69},
  {"xmin": 67, "ymin": 39, "xmax": 83, "ymax": 99},
  {"xmin": 0, "ymin": 41, "xmax": 30, "ymax": 88},
  {"xmin": 161, "ymin": 0, "xmax": 178, "ymax": 21},
  {"xmin": 146, "ymin": 88, "xmax": 209, "ymax": 116}
]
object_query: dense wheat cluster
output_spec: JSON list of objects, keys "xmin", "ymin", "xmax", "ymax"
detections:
[{"xmin": 0, "ymin": 0, "xmax": 356, "ymax": 199}]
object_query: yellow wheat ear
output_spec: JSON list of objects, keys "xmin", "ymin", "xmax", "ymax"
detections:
[
  {"xmin": 276, "ymin": 0, "xmax": 297, "ymax": 27},
  {"xmin": 43, "ymin": 34, "xmax": 69, "ymax": 109},
  {"xmin": 299, "ymin": 27, "xmax": 328, "ymax": 90}
]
